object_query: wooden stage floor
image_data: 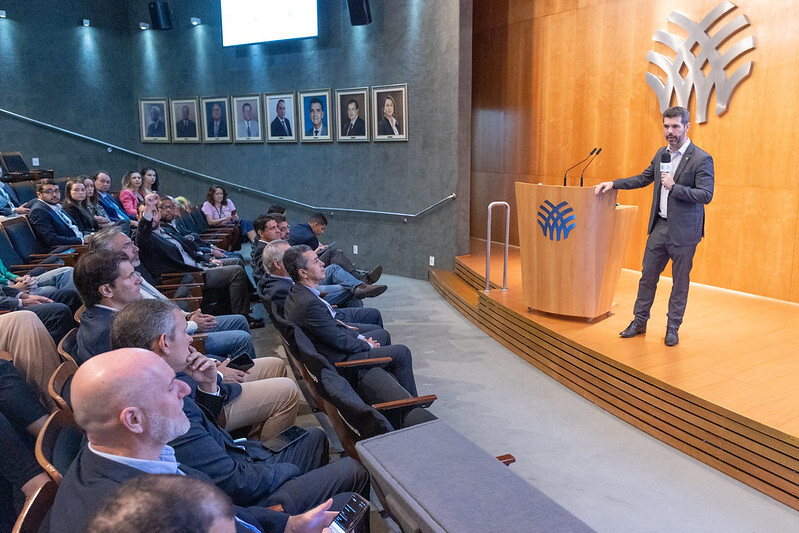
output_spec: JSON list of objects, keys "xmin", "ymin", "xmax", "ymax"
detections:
[{"xmin": 429, "ymin": 238, "xmax": 799, "ymax": 510}]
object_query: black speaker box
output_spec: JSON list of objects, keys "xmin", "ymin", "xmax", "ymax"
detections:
[
  {"xmin": 346, "ymin": 0, "xmax": 372, "ymax": 26},
  {"xmin": 149, "ymin": 1, "xmax": 172, "ymax": 30}
]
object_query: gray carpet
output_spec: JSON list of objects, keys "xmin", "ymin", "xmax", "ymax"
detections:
[{"xmin": 250, "ymin": 272, "xmax": 799, "ymax": 532}]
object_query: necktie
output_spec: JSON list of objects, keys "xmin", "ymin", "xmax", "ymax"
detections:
[
  {"xmin": 246, "ymin": 122, "xmax": 251, "ymax": 136},
  {"xmin": 346, "ymin": 123, "xmax": 352, "ymax": 136},
  {"xmin": 0, "ymin": 186, "xmax": 12, "ymax": 209},
  {"xmin": 314, "ymin": 130, "xmax": 319, "ymax": 137}
]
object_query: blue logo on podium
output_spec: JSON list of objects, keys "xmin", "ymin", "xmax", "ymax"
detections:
[{"xmin": 537, "ymin": 200, "xmax": 575, "ymax": 241}]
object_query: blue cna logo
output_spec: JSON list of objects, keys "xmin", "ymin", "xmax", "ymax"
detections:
[{"xmin": 537, "ymin": 200, "xmax": 576, "ymax": 241}]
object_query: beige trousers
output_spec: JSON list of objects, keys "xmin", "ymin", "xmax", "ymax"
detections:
[
  {"xmin": 222, "ymin": 356, "xmax": 300, "ymax": 441},
  {"xmin": 0, "ymin": 311, "xmax": 61, "ymax": 411}
]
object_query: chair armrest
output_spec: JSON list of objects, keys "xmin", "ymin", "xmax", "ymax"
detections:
[
  {"xmin": 190, "ymin": 334, "xmax": 208, "ymax": 353},
  {"xmin": 9, "ymin": 263, "xmax": 63, "ymax": 273},
  {"xmin": 172, "ymin": 297, "xmax": 202, "ymax": 312},
  {"xmin": 161, "ymin": 271, "xmax": 205, "ymax": 283},
  {"xmin": 373, "ymin": 394, "xmax": 437, "ymax": 411},
  {"xmin": 157, "ymin": 283, "xmax": 204, "ymax": 298},
  {"xmin": 334, "ymin": 357, "xmax": 393, "ymax": 369},
  {"xmin": 29, "ymin": 253, "xmax": 78, "ymax": 266}
]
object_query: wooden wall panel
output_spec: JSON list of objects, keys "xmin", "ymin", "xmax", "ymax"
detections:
[{"xmin": 472, "ymin": 0, "xmax": 799, "ymax": 302}]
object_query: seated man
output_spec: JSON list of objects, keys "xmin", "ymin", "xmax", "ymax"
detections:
[
  {"xmin": 48, "ymin": 349, "xmax": 344, "ymax": 533},
  {"xmin": 73, "ymin": 251, "xmax": 143, "ymax": 365},
  {"xmin": 89, "ymin": 226, "xmax": 256, "ymax": 363},
  {"xmin": 92, "ymin": 170, "xmax": 134, "ymax": 231},
  {"xmin": 0, "ymin": 311, "xmax": 63, "ymax": 410},
  {"xmin": 251, "ymin": 214, "xmax": 282, "ymax": 284},
  {"xmin": 260, "ymin": 240, "xmax": 384, "ymax": 331},
  {"xmin": 283, "ymin": 245, "xmax": 418, "ymax": 396},
  {"xmin": 86, "ymin": 475, "xmax": 240, "ymax": 533},
  {"xmin": 28, "ymin": 179, "xmax": 86, "ymax": 251},
  {"xmin": 0, "ymin": 166, "xmax": 30, "ymax": 216},
  {"xmin": 135, "ymin": 193, "xmax": 262, "ymax": 328},
  {"xmin": 111, "ymin": 299, "xmax": 299, "ymax": 442},
  {"xmin": 0, "ymin": 258, "xmax": 75, "ymax": 298},
  {"xmin": 0, "ymin": 284, "xmax": 79, "ymax": 343},
  {"xmin": 288, "ymin": 212, "xmax": 382, "ymax": 284},
  {"xmin": 0, "ymin": 360, "xmax": 50, "ymax": 530}
]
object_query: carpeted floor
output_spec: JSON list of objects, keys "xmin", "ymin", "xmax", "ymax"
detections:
[{"xmin": 249, "ymin": 270, "xmax": 799, "ymax": 532}]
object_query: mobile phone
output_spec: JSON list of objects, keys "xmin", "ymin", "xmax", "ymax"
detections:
[
  {"xmin": 317, "ymin": 241, "xmax": 335, "ymax": 254},
  {"xmin": 227, "ymin": 352, "xmax": 254, "ymax": 372},
  {"xmin": 329, "ymin": 493, "xmax": 370, "ymax": 533},
  {"xmin": 263, "ymin": 425, "xmax": 308, "ymax": 453}
]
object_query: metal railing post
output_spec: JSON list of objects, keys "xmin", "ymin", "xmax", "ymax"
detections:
[{"xmin": 485, "ymin": 201, "xmax": 510, "ymax": 293}]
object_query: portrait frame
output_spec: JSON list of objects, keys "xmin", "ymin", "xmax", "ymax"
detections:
[
  {"xmin": 201, "ymin": 96, "xmax": 232, "ymax": 143},
  {"xmin": 372, "ymin": 84, "xmax": 408, "ymax": 142},
  {"xmin": 232, "ymin": 95, "xmax": 264, "ymax": 143},
  {"xmin": 169, "ymin": 98, "xmax": 201, "ymax": 143},
  {"xmin": 335, "ymin": 87, "xmax": 370, "ymax": 143},
  {"xmin": 139, "ymin": 98, "xmax": 169, "ymax": 143},
  {"xmin": 264, "ymin": 92, "xmax": 298, "ymax": 143},
  {"xmin": 299, "ymin": 89, "xmax": 333, "ymax": 143}
]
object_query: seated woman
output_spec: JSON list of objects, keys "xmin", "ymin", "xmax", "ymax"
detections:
[
  {"xmin": 201, "ymin": 185, "xmax": 256, "ymax": 243},
  {"xmin": 82, "ymin": 176, "xmax": 114, "ymax": 229},
  {"xmin": 63, "ymin": 177, "xmax": 100, "ymax": 236},
  {"xmin": 118, "ymin": 171, "xmax": 145, "ymax": 217},
  {"xmin": 140, "ymin": 166, "xmax": 160, "ymax": 194}
]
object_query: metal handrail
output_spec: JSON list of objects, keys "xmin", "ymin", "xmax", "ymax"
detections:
[
  {"xmin": 0, "ymin": 107, "xmax": 456, "ymax": 221},
  {"xmin": 485, "ymin": 201, "xmax": 510, "ymax": 293}
]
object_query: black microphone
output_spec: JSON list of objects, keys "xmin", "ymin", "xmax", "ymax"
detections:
[
  {"xmin": 660, "ymin": 151, "xmax": 672, "ymax": 174},
  {"xmin": 579, "ymin": 147, "xmax": 602, "ymax": 187},
  {"xmin": 563, "ymin": 148, "xmax": 596, "ymax": 186}
]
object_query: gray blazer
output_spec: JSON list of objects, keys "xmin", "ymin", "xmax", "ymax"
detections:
[{"xmin": 613, "ymin": 142, "xmax": 714, "ymax": 246}]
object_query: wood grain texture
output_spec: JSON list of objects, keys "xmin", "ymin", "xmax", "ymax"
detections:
[{"xmin": 472, "ymin": 0, "xmax": 799, "ymax": 301}]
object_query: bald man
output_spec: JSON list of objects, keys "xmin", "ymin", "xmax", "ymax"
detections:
[{"xmin": 49, "ymin": 349, "xmax": 338, "ymax": 533}]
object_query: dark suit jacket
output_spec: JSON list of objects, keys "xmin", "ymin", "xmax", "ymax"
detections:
[
  {"xmin": 284, "ymin": 284, "xmax": 369, "ymax": 363},
  {"xmin": 270, "ymin": 116, "xmax": 292, "ymax": 137},
  {"xmin": 48, "ymin": 446, "xmax": 281, "ymax": 533},
  {"xmin": 251, "ymin": 240, "xmax": 268, "ymax": 284},
  {"xmin": 0, "ymin": 182, "xmax": 22, "ymax": 215},
  {"xmin": 146, "ymin": 119, "xmax": 165, "ymax": 137},
  {"xmin": 170, "ymin": 390, "xmax": 300, "ymax": 507},
  {"xmin": 134, "ymin": 216, "xmax": 202, "ymax": 285},
  {"xmin": 75, "ymin": 306, "xmax": 115, "ymax": 365},
  {"xmin": 613, "ymin": 142, "xmax": 714, "ymax": 246},
  {"xmin": 28, "ymin": 199, "xmax": 83, "ymax": 251},
  {"xmin": 97, "ymin": 193, "xmax": 131, "ymax": 222},
  {"xmin": 287, "ymin": 223, "xmax": 319, "ymax": 249},
  {"xmin": 377, "ymin": 116, "xmax": 401, "ymax": 136},
  {"xmin": 305, "ymin": 125, "xmax": 328, "ymax": 136},
  {"xmin": 341, "ymin": 117, "xmax": 366, "ymax": 136},
  {"xmin": 63, "ymin": 204, "xmax": 99, "ymax": 234},
  {"xmin": 207, "ymin": 119, "xmax": 228, "ymax": 138},
  {"xmin": 176, "ymin": 118, "xmax": 197, "ymax": 137},
  {"xmin": 257, "ymin": 274, "xmax": 293, "ymax": 315}
]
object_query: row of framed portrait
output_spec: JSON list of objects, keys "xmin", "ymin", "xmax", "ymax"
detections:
[{"xmin": 138, "ymin": 84, "xmax": 408, "ymax": 144}]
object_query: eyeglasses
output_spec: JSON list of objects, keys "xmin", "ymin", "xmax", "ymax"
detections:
[{"xmin": 40, "ymin": 188, "xmax": 60, "ymax": 195}]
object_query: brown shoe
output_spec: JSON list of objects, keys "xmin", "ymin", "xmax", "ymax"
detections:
[
  {"xmin": 354, "ymin": 283, "xmax": 387, "ymax": 299},
  {"xmin": 364, "ymin": 265, "xmax": 383, "ymax": 284}
]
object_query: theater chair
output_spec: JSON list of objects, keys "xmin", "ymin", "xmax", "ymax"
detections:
[
  {"xmin": 11, "ymin": 479, "xmax": 57, "ymax": 533},
  {"xmin": 48, "ymin": 359, "xmax": 78, "ymax": 413},
  {"xmin": 0, "ymin": 225, "xmax": 72, "ymax": 274},
  {"xmin": 0, "ymin": 216, "xmax": 83, "ymax": 265},
  {"xmin": 35, "ymin": 409, "xmax": 84, "ymax": 485}
]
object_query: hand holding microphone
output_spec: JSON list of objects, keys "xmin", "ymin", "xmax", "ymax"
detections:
[{"xmin": 660, "ymin": 151, "xmax": 675, "ymax": 190}]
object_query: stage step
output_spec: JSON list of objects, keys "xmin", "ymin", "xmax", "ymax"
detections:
[{"xmin": 428, "ymin": 268, "xmax": 480, "ymax": 327}]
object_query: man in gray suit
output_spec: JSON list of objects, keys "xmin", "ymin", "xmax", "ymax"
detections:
[{"xmin": 594, "ymin": 106, "xmax": 714, "ymax": 346}]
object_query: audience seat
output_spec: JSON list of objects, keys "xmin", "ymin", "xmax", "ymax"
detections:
[
  {"xmin": 0, "ymin": 216, "xmax": 81, "ymax": 264},
  {"xmin": 35, "ymin": 409, "xmax": 84, "ymax": 485},
  {"xmin": 56, "ymin": 328, "xmax": 78, "ymax": 363},
  {"xmin": 7, "ymin": 181, "xmax": 37, "ymax": 204},
  {"xmin": 0, "ymin": 225, "xmax": 68, "ymax": 273},
  {"xmin": 11, "ymin": 479, "xmax": 57, "ymax": 533},
  {"xmin": 48, "ymin": 359, "xmax": 78, "ymax": 412}
]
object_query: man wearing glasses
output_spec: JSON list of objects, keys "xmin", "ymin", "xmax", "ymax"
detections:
[{"xmin": 28, "ymin": 179, "xmax": 85, "ymax": 251}]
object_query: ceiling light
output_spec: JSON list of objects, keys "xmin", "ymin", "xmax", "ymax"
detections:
[
  {"xmin": 82, "ymin": 19, "xmax": 90, "ymax": 27},
  {"xmin": 190, "ymin": 17, "xmax": 201, "ymax": 26},
  {"xmin": 139, "ymin": 22, "xmax": 150, "ymax": 30}
]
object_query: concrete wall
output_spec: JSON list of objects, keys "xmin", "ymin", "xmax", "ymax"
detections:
[{"xmin": 0, "ymin": 0, "xmax": 471, "ymax": 278}]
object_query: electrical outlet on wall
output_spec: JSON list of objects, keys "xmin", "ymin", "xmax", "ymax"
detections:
[
  {"xmin": 353, "ymin": 245, "xmax": 358, "ymax": 255},
  {"xmin": 429, "ymin": 256, "xmax": 435, "ymax": 266},
  {"xmin": 32, "ymin": 157, "xmax": 40, "ymax": 167}
]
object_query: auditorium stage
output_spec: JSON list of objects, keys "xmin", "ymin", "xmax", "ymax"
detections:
[{"xmin": 429, "ymin": 239, "xmax": 799, "ymax": 511}]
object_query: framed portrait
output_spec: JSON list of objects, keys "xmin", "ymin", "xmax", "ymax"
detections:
[
  {"xmin": 299, "ymin": 89, "xmax": 333, "ymax": 143},
  {"xmin": 139, "ymin": 99, "xmax": 169, "ymax": 143},
  {"xmin": 201, "ymin": 96, "xmax": 232, "ymax": 143},
  {"xmin": 169, "ymin": 98, "xmax": 201, "ymax": 143},
  {"xmin": 264, "ymin": 92, "xmax": 297, "ymax": 143},
  {"xmin": 372, "ymin": 84, "xmax": 408, "ymax": 142},
  {"xmin": 335, "ymin": 87, "xmax": 369, "ymax": 142},
  {"xmin": 232, "ymin": 95, "xmax": 263, "ymax": 143}
]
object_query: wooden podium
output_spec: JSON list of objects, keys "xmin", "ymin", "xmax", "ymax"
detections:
[{"xmin": 515, "ymin": 183, "xmax": 638, "ymax": 319}]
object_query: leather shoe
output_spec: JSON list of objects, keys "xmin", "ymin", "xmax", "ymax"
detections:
[
  {"xmin": 246, "ymin": 315, "xmax": 265, "ymax": 329},
  {"xmin": 619, "ymin": 320, "xmax": 646, "ymax": 338},
  {"xmin": 354, "ymin": 283, "xmax": 388, "ymax": 299},
  {"xmin": 664, "ymin": 326, "xmax": 679, "ymax": 346},
  {"xmin": 364, "ymin": 265, "xmax": 383, "ymax": 284}
]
